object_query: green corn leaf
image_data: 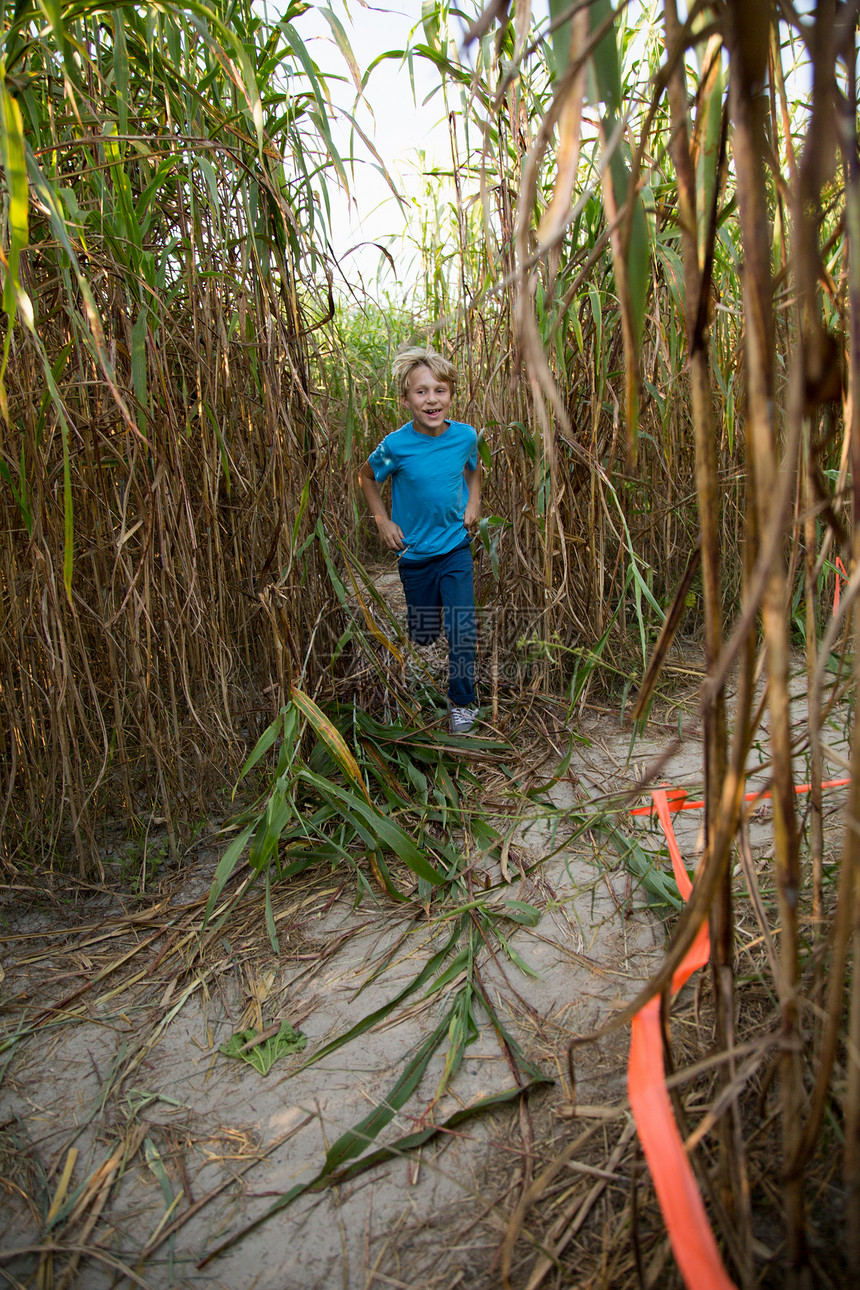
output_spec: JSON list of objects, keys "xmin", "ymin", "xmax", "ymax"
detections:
[
  {"xmin": 112, "ymin": 14, "xmax": 130, "ymax": 137},
  {"xmin": 294, "ymin": 918, "xmax": 465, "ymax": 1074},
  {"xmin": 437, "ymin": 986, "xmax": 478, "ymax": 1094},
  {"xmin": 403, "ymin": 760, "xmax": 429, "ymax": 798},
  {"xmin": 291, "ymin": 476, "xmax": 312, "ymax": 547},
  {"xmin": 136, "ymin": 157, "xmax": 181, "ymax": 224},
  {"xmin": 0, "ymin": 440, "xmax": 32, "ymax": 535},
  {"xmin": 581, "ymin": 0, "xmax": 650, "ymax": 450},
  {"xmin": 421, "ymin": 0, "xmax": 443, "ymax": 53},
  {"xmin": 492, "ymin": 927, "xmax": 541, "ymax": 979},
  {"xmin": 328, "ymin": 1080, "xmax": 552, "ymax": 1186},
  {"xmin": 588, "ymin": 0, "xmax": 622, "ymax": 114},
  {"xmin": 315, "ymin": 521, "xmax": 351, "ymax": 604},
  {"xmin": 496, "ymin": 900, "xmax": 542, "ymax": 927},
  {"xmin": 297, "ymin": 768, "xmax": 446, "ymax": 886},
  {"xmin": 0, "ymin": 81, "xmax": 29, "ymax": 321},
  {"xmin": 291, "ymin": 686, "xmax": 370, "ymax": 803},
  {"xmin": 696, "ymin": 34, "xmax": 725, "ymax": 271},
  {"xmin": 371, "ymin": 848, "xmax": 409, "ymax": 902},
  {"xmin": 595, "ymin": 824, "xmax": 685, "ymax": 910},
  {"xmin": 320, "ymin": 6, "xmax": 362, "ymax": 92},
  {"xmin": 200, "ymin": 1079, "xmax": 549, "ymax": 1267},
  {"xmin": 235, "ymin": 712, "xmax": 284, "ymax": 790},
  {"xmin": 248, "ymin": 787, "xmax": 293, "ymax": 872},
  {"xmin": 203, "ymin": 823, "xmax": 256, "ymax": 925},
  {"xmin": 144, "ymin": 1138, "xmax": 175, "ymax": 1209},
  {"xmin": 434, "ymin": 761, "xmax": 460, "ymax": 806},
  {"xmin": 470, "ymin": 818, "xmax": 501, "ymax": 850},
  {"xmin": 143, "ymin": 1134, "xmax": 180, "ymax": 1271},
  {"xmin": 197, "ymin": 156, "xmax": 221, "ymax": 221},
  {"xmin": 324, "ymin": 1009, "xmax": 451, "ymax": 1173},
  {"xmin": 280, "ymin": 21, "xmax": 349, "ymax": 190},
  {"xmin": 547, "ymin": 0, "xmax": 575, "ymax": 79},
  {"xmin": 204, "ymin": 405, "xmax": 232, "ymax": 496},
  {"xmin": 421, "ymin": 947, "xmax": 470, "ymax": 997}
]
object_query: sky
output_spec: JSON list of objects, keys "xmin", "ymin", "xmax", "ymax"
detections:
[
  {"xmin": 287, "ymin": 2, "xmax": 550, "ymax": 293},
  {"xmin": 282, "ymin": 2, "xmax": 815, "ymax": 295},
  {"xmin": 292, "ymin": 2, "xmax": 473, "ymax": 292}
]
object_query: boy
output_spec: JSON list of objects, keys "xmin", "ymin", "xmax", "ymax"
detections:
[{"xmin": 357, "ymin": 346, "xmax": 481, "ymax": 733}]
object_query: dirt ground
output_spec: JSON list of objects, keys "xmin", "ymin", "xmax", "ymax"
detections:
[{"xmin": 1, "ymin": 592, "xmax": 852, "ymax": 1289}]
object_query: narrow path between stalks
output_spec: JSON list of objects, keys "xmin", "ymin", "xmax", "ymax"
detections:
[{"xmin": 6, "ymin": 621, "xmax": 840, "ymax": 1289}]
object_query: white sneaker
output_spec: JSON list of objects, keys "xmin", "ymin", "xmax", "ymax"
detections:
[{"xmin": 449, "ymin": 703, "xmax": 478, "ymax": 734}]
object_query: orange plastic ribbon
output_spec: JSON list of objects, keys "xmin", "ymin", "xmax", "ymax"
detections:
[
  {"xmin": 627, "ymin": 775, "xmax": 850, "ymax": 1287},
  {"xmin": 630, "ymin": 777, "xmax": 850, "ymax": 817},
  {"xmin": 627, "ymin": 788, "xmax": 736, "ymax": 1290}
]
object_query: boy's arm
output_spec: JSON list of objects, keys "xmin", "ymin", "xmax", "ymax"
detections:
[
  {"xmin": 357, "ymin": 460, "xmax": 406, "ymax": 550},
  {"xmin": 463, "ymin": 463, "xmax": 481, "ymax": 532}
]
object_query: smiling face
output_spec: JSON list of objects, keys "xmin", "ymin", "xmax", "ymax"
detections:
[{"xmin": 402, "ymin": 364, "xmax": 453, "ymax": 436}]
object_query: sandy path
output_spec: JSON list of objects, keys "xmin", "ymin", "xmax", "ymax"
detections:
[
  {"xmin": 2, "ymin": 616, "xmax": 848, "ymax": 1288},
  {"xmin": 1, "ymin": 759, "xmax": 666, "ymax": 1288}
]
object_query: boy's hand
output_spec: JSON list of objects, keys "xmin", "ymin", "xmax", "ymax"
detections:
[
  {"xmin": 464, "ymin": 498, "xmax": 480, "ymax": 532},
  {"xmin": 375, "ymin": 516, "xmax": 407, "ymax": 550}
]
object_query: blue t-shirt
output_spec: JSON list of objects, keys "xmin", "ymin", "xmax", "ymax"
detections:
[{"xmin": 368, "ymin": 420, "xmax": 478, "ymax": 561}]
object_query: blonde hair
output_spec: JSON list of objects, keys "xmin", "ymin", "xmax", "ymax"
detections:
[{"xmin": 392, "ymin": 346, "xmax": 458, "ymax": 398}]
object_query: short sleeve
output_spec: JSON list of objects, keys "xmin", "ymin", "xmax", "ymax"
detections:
[
  {"xmin": 466, "ymin": 429, "xmax": 478, "ymax": 472},
  {"xmin": 368, "ymin": 436, "xmax": 397, "ymax": 483}
]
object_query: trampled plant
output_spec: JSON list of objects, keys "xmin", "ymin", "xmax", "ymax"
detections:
[
  {"xmin": 203, "ymin": 677, "xmax": 511, "ymax": 927},
  {"xmin": 196, "ymin": 669, "xmax": 566, "ymax": 1267}
]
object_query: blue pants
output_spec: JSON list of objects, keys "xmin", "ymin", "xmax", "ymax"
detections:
[{"xmin": 399, "ymin": 541, "xmax": 477, "ymax": 707}]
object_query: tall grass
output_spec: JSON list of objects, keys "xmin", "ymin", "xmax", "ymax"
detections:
[
  {"xmin": 320, "ymin": 1, "xmax": 855, "ymax": 1280},
  {"xmin": 333, "ymin": 5, "xmax": 753, "ymax": 695},
  {"xmin": 0, "ymin": 1, "xmax": 357, "ymax": 871},
  {"xmin": 2, "ymin": 0, "xmax": 859, "ymax": 1280}
]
